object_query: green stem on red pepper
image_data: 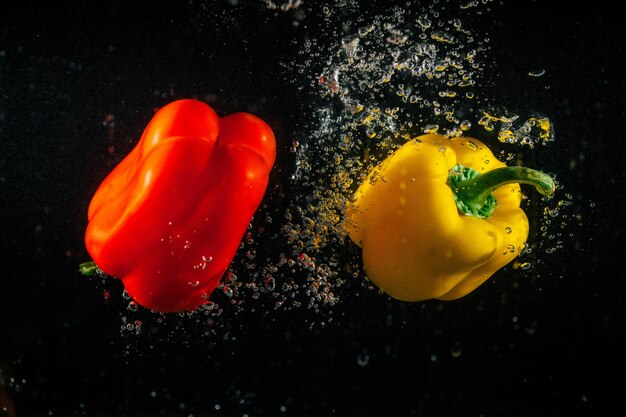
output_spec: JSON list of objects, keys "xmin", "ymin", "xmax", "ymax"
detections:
[
  {"xmin": 79, "ymin": 261, "xmax": 99, "ymax": 276},
  {"xmin": 448, "ymin": 164, "xmax": 555, "ymax": 218}
]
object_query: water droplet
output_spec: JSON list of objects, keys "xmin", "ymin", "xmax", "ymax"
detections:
[
  {"xmin": 200, "ymin": 301, "xmax": 216, "ymax": 311},
  {"xmin": 223, "ymin": 286, "xmax": 234, "ymax": 297},
  {"xmin": 417, "ymin": 15, "xmax": 432, "ymax": 29},
  {"xmin": 450, "ymin": 343, "xmax": 462, "ymax": 358},
  {"xmin": 265, "ymin": 276, "xmax": 276, "ymax": 291},
  {"xmin": 423, "ymin": 124, "xmax": 439, "ymax": 133},
  {"xmin": 431, "ymin": 31, "xmax": 456, "ymax": 44},
  {"xmin": 356, "ymin": 354, "xmax": 370, "ymax": 367},
  {"xmin": 528, "ymin": 69, "xmax": 545, "ymax": 77}
]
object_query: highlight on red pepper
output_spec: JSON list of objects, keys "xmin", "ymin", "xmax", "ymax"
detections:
[
  {"xmin": 345, "ymin": 133, "xmax": 555, "ymax": 302},
  {"xmin": 80, "ymin": 99, "xmax": 276, "ymax": 313}
]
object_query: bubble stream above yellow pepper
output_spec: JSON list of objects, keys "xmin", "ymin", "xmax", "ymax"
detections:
[{"xmin": 345, "ymin": 133, "xmax": 555, "ymax": 301}]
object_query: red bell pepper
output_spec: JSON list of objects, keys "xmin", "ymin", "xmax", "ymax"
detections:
[{"xmin": 82, "ymin": 99, "xmax": 276, "ymax": 312}]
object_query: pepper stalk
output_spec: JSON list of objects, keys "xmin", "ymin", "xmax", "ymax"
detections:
[
  {"xmin": 448, "ymin": 164, "xmax": 555, "ymax": 218},
  {"xmin": 79, "ymin": 261, "xmax": 99, "ymax": 276}
]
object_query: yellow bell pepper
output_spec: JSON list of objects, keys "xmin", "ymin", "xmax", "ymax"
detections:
[{"xmin": 346, "ymin": 133, "xmax": 555, "ymax": 301}]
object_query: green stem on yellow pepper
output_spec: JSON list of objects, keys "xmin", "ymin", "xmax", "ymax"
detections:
[{"xmin": 449, "ymin": 164, "xmax": 555, "ymax": 218}]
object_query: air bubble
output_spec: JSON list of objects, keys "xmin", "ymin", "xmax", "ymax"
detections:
[
  {"xmin": 356, "ymin": 354, "xmax": 370, "ymax": 366},
  {"xmin": 450, "ymin": 342, "xmax": 462, "ymax": 358},
  {"xmin": 223, "ymin": 286, "xmax": 234, "ymax": 297},
  {"xmin": 423, "ymin": 124, "xmax": 439, "ymax": 133}
]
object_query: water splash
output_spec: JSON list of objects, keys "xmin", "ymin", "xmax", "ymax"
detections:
[
  {"xmin": 479, "ymin": 110, "xmax": 555, "ymax": 148},
  {"xmin": 113, "ymin": 0, "xmax": 564, "ymax": 341}
]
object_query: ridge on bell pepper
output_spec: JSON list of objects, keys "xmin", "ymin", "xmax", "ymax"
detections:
[
  {"xmin": 345, "ymin": 133, "xmax": 554, "ymax": 301},
  {"xmin": 81, "ymin": 99, "xmax": 276, "ymax": 313}
]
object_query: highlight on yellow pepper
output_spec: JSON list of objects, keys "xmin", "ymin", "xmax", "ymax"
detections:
[{"xmin": 345, "ymin": 133, "xmax": 555, "ymax": 301}]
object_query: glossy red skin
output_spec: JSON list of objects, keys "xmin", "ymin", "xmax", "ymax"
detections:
[{"xmin": 85, "ymin": 99, "xmax": 276, "ymax": 312}]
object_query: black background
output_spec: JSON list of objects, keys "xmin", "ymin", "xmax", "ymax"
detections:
[{"xmin": 1, "ymin": 1, "xmax": 624, "ymax": 416}]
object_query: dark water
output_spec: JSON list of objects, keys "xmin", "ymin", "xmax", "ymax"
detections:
[{"xmin": 1, "ymin": 1, "xmax": 624, "ymax": 416}]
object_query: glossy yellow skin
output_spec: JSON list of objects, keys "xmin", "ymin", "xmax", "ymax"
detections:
[{"xmin": 346, "ymin": 134, "xmax": 529, "ymax": 301}]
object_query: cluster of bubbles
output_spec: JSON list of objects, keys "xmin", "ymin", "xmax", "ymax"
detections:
[
  {"xmin": 283, "ymin": 0, "xmax": 566, "ymax": 302},
  {"xmin": 263, "ymin": 0, "xmax": 303, "ymax": 11},
  {"xmin": 286, "ymin": 1, "xmax": 557, "ymax": 261},
  {"xmin": 287, "ymin": 3, "xmax": 497, "ymax": 260},
  {"xmin": 478, "ymin": 110, "xmax": 554, "ymax": 148}
]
